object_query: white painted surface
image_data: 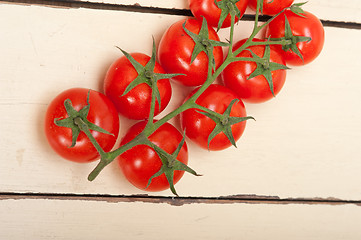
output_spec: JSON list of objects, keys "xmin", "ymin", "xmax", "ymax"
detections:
[
  {"xmin": 1, "ymin": 4, "xmax": 361, "ymax": 199},
  {"xmin": 0, "ymin": 2, "xmax": 361, "ymax": 239},
  {"xmin": 1, "ymin": 199, "xmax": 361, "ymax": 240}
]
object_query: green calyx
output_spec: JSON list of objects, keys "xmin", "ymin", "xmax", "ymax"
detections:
[
  {"xmin": 270, "ymin": 16, "xmax": 311, "ymax": 62},
  {"xmin": 117, "ymin": 38, "xmax": 182, "ymax": 111},
  {"xmin": 283, "ymin": 16, "xmax": 311, "ymax": 61},
  {"xmin": 146, "ymin": 134, "xmax": 201, "ymax": 196},
  {"xmin": 246, "ymin": 45, "xmax": 289, "ymax": 96},
  {"xmin": 290, "ymin": 2, "xmax": 308, "ymax": 17},
  {"xmin": 214, "ymin": 0, "xmax": 241, "ymax": 31},
  {"xmin": 54, "ymin": 90, "xmax": 113, "ymax": 148},
  {"xmin": 196, "ymin": 99, "xmax": 255, "ymax": 150},
  {"xmin": 183, "ymin": 18, "xmax": 229, "ymax": 70}
]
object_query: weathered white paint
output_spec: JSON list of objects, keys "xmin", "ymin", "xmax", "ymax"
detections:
[
  {"xmin": 1, "ymin": 4, "xmax": 361, "ymax": 199},
  {"xmin": 1, "ymin": 2, "xmax": 361, "ymax": 239},
  {"xmin": 1, "ymin": 198, "xmax": 361, "ymax": 240}
]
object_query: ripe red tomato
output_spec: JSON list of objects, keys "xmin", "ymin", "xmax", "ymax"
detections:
[
  {"xmin": 188, "ymin": 0, "xmax": 248, "ymax": 29},
  {"xmin": 265, "ymin": 10, "xmax": 325, "ymax": 66},
  {"xmin": 158, "ymin": 18, "xmax": 224, "ymax": 87},
  {"xmin": 222, "ymin": 38, "xmax": 287, "ymax": 103},
  {"xmin": 104, "ymin": 53, "xmax": 172, "ymax": 120},
  {"xmin": 118, "ymin": 121, "xmax": 188, "ymax": 192},
  {"xmin": 45, "ymin": 88, "xmax": 119, "ymax": 163},
  {"xmin": 248, "ymin": 0, "xmax": 294, "ymax": 15},
  {"xmin": 180, "ymin": 84, "xmax": 247, "ymax": 151}
]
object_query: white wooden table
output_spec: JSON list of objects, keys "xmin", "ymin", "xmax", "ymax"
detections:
[{"xmin": 1, "ymin": 0, "xmax": 361, "ymax": 239}]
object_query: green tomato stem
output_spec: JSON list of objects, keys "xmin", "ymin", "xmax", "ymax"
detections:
[
  {"xmin": 144, "ymin": 82, "xmax": 158, "ymax": 131},
  {"xmin": 253, "ymin": 0, "xmax": 261, "ymax": 31},
  {"xmin": 87, "ymin": 0, "xmax": 293, "ymax": 182},
  {"xmin": 227, "ymin": 12, "xmax": 236, "ymax": 56},
  {"xmin": 73, "ymin": 117, "xmax": 106, "ymax": 156},
  {"xmin": 88, "ymin": 132, "xmax": 150, "ymax": 181},
  {"xmin": 232, "ymin": 6, "xmax": 288, "ymax": 58},
  {"xmin": 151, "ymin": 52, "xmax": 215, "ymax": 132}
]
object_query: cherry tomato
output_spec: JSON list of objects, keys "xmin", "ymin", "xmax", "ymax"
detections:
[
  {"xmin": 158, "ymin": 18, "xmax": 224, "ymax": 87},
  {"xmin": 118, "ymin": 121, "xmax": 188, "ymax": 192},
  {"xmin": 104, "ymin": 53, "xmax": 172, "ymax": 120},
  {"xmin": 180, "ymin": 84, "xmax": 247, "ymax": 151},
  {"xmin": 248, "ymin": 0, "xmax": 294, "ymax": 15},
  {"xmin": 265, "ymin": 10, "xmax": 325, "ymax": 66},
  {"xmin": 189, "ymin": 0, "xmax": 248, "ymax": 29},
  {"xmin": 45, "ymin": 88, "xmax": 119, "ymax": 163},
  {"xmin": 222, "ymin": 38, "xmax": 287, "ymax": 103}
]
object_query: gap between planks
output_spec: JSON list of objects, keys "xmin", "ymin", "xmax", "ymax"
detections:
[
  {"xmin": 1, "ymin": 192, "xmax": 361, "ymax": 207},
  {"xmin": 1, "ymin": 0, "xmax": 361, "ymax": 30}
]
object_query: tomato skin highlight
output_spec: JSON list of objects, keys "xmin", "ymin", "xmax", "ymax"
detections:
[
  {"xmin": 44, "ymin": 88, "xmax": 119, "ymax": 163},
  {"xmin": 158, "ymin": 18, "xmax": 223, "ymax": 87},
  {"xmin": 248, "ymin": 0, "xmax": 294, "ymax": 16},
  {"xmin": 188, "ymin": 0, "xmax": 248, "ymax": 29},
  {"xmin": 222, "ymin": 38, "xmax": 287, "ymax": 103},
  {"xmin": 104, "ymin": 53, "xmax": 172, "ymax": 120},
  {"xmin": 180, "ymin": 84, "xmax": 247, "ymax": 151},
  {"xmin": 265, "ymin": 10, "xmax": 325, "ymax": 66},
  {"xmin": 118, "ymin": 121, "xmax": 188, "ymax": 192}
]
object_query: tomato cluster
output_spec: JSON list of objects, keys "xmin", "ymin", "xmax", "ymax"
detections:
[{"xmin": 44, "ymin": 0, "xmax": 325, "ymax": 195}]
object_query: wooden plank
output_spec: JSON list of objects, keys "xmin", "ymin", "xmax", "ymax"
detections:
[
  {"xmin": 68, "ymin": 0, "xmax": 361, "ymax": 23},
  {"xmin": 1, "ymin": 198, "xmax": 361, "ymax": 239},
  {"xmin": 2, "ymin": 0, "xmax": 361, "ymax": 24},
  {"xmin": 1, "ymin": 4, "xmax": 361, "ymax": 200}
]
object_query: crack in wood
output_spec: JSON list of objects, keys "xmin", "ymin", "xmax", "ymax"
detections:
[
  {"xmin": 1, "ymin": 0, "xmax": 361, "ymax": 29},
  {"xmin": 1, "ymin": 192, "xmax": 361, "ymax": 207}
]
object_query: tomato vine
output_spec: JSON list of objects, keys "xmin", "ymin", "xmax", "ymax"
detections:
[{"xmin": 45, "ymin": 0, "xmax": 325, "ymax": 195}]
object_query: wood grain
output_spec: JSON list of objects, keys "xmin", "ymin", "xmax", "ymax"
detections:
[
  {"xmin": 1, "ymin": 3, "xmax": 361, "ymax": 199},
  {"xmin": 0, "ymin": 2, "xmax": 361, "ymax": 238},
  {"xmin": 1, "ymin": 198, "xmax": 361, "ymax": 239}
]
